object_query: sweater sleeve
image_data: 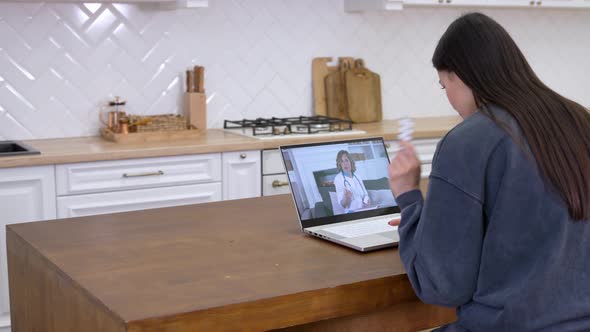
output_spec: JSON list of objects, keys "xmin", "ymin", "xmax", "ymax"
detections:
[{"xmin": 396, "ymin": 176, "xmax": 485, "ymax": 307}]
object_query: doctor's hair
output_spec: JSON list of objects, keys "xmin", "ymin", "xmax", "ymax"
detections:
[
  {"xmin": 432, "ymin": 12, "xmax": 590, "ymax": 221},
  {"xmin": 336, "ymin": 150, "xmax": 356, "ymax": 173}
]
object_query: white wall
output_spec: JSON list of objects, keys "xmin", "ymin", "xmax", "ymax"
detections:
[{"xmin": 0, "ymin": 0, "xmax": 588, "ymax": 139}]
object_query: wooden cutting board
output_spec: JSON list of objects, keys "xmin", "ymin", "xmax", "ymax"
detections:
[
  {"xmin": 312, "ymin": 57, "xmax": 354, "ymax": 118},
  {"xmin": 345, "ymin": 59, "xmax": 382, "ymax": 123},
  {"xmin": 312, "ymin": 58, "xmax": 335, "ymax": 116},
  {"xmin": 324, "ymin": 57, "xmax": 354, "ymax": 120}
]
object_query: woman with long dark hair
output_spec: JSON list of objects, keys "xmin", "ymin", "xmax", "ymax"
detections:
[{"xmin": 388, "ymin": 13, "xmax": 590, "ymax": 331}]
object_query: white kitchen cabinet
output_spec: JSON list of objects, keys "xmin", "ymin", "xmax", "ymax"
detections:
[
  {"xmin": 347, "ymin": 0, "xmax": 590, "ymax": 10},
  {"xmin": 56, "ymin": 154, "xmax": 222, "ymax": 218},
  {"xmin": 222, "ymin": 150, "xmax": 261, "ymax": 200},
  {"xmin": 0, "ymin": 318, "xmax": 8, "ymax": 332},
  {"xmin": 262, "ymin": 149, "xmax": 285, "ymax": 175},
  {"xmin": 163, "ymin": 0, "xmax": 208, "ymax": 8},
  {"xmin": 484, "ymin": 0, "xmax": 588, "ymax": 8},
  {"xmin": 344, "ymin": 0, "xmax": 404, "ymax": 11},
  {"xmin": 536, "ymin": 0, "xmax": 589, "ymax": 8},
  {"xmin": 262, "ymin": 149, "xmax": 290, "ymax": 196},
  {"xmin": 57, "ymin": 182, "xmax": 221, "ymax": 218},
  {"xmin": 482, "ymin": 0, "xmax": 535, "ymax": 7},
  {"xmin": 404, "ymin": 0, "xmax": 487, "ymax": 6},
  {"xmin": 262, "ymin": 174, "xmax": 291, "ymax": 196},
  {"xmin": 56, "ymin": 154, "xmax": 221, "ymax": 196},
  {"xmin": 346, "ymin": 0, "xmax": 485, "ymax": 10},
  {"xmin": 0, "ymin": 165, "xmax": 56, "ymax": 332}
]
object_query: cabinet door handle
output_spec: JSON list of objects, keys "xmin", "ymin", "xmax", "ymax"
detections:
[
  {"xmin": 240, "ymin": 153, "xmax": 247, "ymax": 159},
  {"xmin": 272, "ymin": 180, "xmax": 289, "ymax": 188},
  {"xmin": 122, "ymin": 170, "xmax": 164, "ymax": 178}
]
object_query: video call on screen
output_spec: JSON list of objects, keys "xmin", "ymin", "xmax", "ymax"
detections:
[{"xmin": 282, "ymin": 139, "xmax": 397, "ymax": 221}]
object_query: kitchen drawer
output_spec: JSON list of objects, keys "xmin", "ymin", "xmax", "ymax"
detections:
[
  {"xmin": 56, "ymin": 154, "xmax": 221, "ymax": 196},
  {"xmin": 263, "ymin": 174, "xmax": 290, "ymax": 196},
  {"xmin": 385, "ymin": 138, "xmax": 440, "ymax": 163},
  {"xmin": 57, "ymin": 182, "xmax": 222, "ymax": 218},
  {"xmin": 222, "ymin": 150, "xmax": 261, "ymax": 200},
  {"xmin": 262, "ymin": 149, "xmax": 285, "ymax": 175}
]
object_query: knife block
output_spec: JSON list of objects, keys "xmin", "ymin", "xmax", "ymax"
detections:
[{"xmin": 184, "ymin": 92, "xmax": 207, "ymax": 130}]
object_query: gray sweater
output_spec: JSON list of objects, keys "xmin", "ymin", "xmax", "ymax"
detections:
[{"xmin": 396, "ymin": 105, "xmax": 590, "ymax": 331}]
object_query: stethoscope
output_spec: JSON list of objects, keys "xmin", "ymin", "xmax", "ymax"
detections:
[{"xmin": 342, "ymin": 171, "xmax": 368, "ymax": 202}]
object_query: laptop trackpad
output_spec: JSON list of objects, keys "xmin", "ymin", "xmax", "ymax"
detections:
[
  {"xmin": 345, "ymin": 233, "xmax": 396, "ymax": 247},
  {"xmin": 379, "ymin": 231, "xmax": 399, "ymax": 241}
]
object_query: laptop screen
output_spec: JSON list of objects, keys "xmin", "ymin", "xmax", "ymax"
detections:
[{"xmin": 280, "ymin": 137, "xmax": 400, "ymax": 228}]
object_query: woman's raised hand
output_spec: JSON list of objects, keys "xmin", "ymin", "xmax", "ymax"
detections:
[{"xmin": 388, "ymin": 141, "xmax": 421, "ymax": 197}]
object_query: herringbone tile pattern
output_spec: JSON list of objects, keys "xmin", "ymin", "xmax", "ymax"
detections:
[{"xmin": 0, "ymin": 1, "xmax": 588, "ymax": 139}]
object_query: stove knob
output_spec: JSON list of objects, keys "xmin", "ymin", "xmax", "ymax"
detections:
[
  {"xmin": 273, "ymin": 127, "xmax": 281, "ymax": 135},
  {"xmin": 283, "ymin": 127, "xmax": 291, "ymax": 135}
]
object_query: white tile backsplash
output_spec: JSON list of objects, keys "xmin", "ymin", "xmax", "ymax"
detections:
[{"xmin": 0, "ymin": 1, "xmax": 589, "ymax": 140}]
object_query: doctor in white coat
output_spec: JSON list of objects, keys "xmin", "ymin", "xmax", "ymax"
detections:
[{"xmin": 333, "ymin": 150, "xmax": 370, "ymax": 213}]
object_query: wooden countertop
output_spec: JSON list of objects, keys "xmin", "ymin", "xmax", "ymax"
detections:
[
  {"xmin": 7, "ymin": 195, "xmax": 455, "ymax": 331},
  {"xmin": 7, "ymin": 195, "xmax": 452, "ymax": 331},
  {"xmin": 0, "ymin": 116, "xmax": 460, "ymax": 168}
]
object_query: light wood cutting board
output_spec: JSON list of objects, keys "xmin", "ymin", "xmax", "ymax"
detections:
[
  {"xmin": 345, "ymin": 59, "xmax": 382, "ymax": 123},
  {"xmin": 312, "ymin": 57, "xmax": 353, "ymax": 117},
  {"xmin": 312, "ymin": 58, "xmax": 335, "ymax": 116},
  {"xmin": 324, "ymin": 58, "xmax": 353, "ymax": 120}
]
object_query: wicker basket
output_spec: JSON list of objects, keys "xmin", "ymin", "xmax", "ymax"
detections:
[
  {"xmin": 129, "ymin": 114, "xmax": 188, "ymax": 132},
  {"xmin": 100, "ymin": 113, "xmax": 200, "ymax": 143}
]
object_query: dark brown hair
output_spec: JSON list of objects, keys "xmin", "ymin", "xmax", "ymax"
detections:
[
  {"xmin": 336, "ymin": 150, "xmax": 356, "ymax": 173},
  {"xmin": 432, "ymin": 12, "xmax": 590, "ymax": 221}
]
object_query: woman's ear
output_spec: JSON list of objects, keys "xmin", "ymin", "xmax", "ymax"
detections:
[{"xmin": 447, "ymin": 71, "xmax": 456, "ymax": 81}]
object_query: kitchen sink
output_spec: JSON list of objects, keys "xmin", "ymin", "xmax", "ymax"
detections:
[{"xmin": 0, "ymin": 141, "xmax": 40, "ymax": 157}]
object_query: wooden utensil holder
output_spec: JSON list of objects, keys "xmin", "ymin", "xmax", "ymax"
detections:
[{"xmin": 184, "ymin": 92, "xmax": 207, "ymax": 130}]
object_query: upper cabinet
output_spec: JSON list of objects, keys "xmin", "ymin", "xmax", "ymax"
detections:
[
  {"xmin": 0, "ymin": 0, "xmax": 208, "ymax": 8},
  {"xmin": 483, "ymin": 0, "xmax": 590, "ymax": 8},
  {"xmin": 344, "ymin": 0, "xmax": 404, "ymax": 11},
  {"xmin": 161, "ymin": 0, "xmax": 208, "ymax": 8},
  {"xmin": 344, "ymin": 0, "xmax": 590, "ymax": 11},
  {"xmin": 404, "ymin": 0, "xmax": 487, "ymax": 6}
]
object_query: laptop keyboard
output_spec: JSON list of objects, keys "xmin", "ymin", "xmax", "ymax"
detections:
[{"xmin": 324, "ymin": 217, "xmax": 398, "ymax": 238}]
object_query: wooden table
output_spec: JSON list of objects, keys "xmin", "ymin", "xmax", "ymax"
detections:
[{"xmin": 7, "ymin": 195, "xmax": 455, "ymax": 332}]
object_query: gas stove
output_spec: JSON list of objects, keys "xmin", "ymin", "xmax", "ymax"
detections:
[{"xmin": 223, "ymin": 116, "xmax": 366, "ymax": 140}]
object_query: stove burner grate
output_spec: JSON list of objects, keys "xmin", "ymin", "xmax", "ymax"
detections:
[{"xmin": 224, "ymin": 116, "xmax": 353, "ymax": 136}]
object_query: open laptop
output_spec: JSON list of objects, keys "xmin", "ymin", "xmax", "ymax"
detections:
[{"xmin": 279, "ymin": 137, "xmax": 400, "ymax": 252}]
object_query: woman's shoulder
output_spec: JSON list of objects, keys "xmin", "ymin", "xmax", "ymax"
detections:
[
  {"xmin": 441, "ymin": 105, "xmax": 510, "ymax": 150},
  {"xmin": 433, "ymin": 105, "xmax": 512, "ymax": 168},
  {"xmin": 430, "ymin": 106, "xmax": 515, "ymax": 194}
]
